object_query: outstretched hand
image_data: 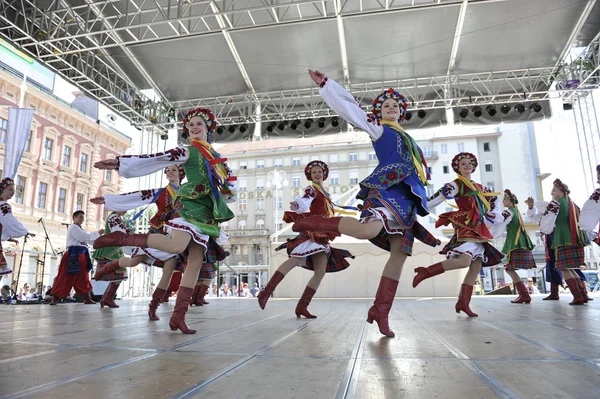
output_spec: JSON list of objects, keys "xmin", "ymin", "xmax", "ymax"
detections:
[
  {"xmin": 290, "ymin": 202, "xmax": 299, "ymax": 211},
  {"xmin": 94, "ymin": 159, "xmax": 119, "ymax": 170},
  {"xmin": 525, "ymin": 197, "xmax": 535, "ymax": 209},
  {"xmin": 90, "ymin": 197, "xmax": 106, "ymax": 205},
  {"xmin": 308, "ymin": 69, "xmax": 326, "ymax": 86},
  {"xmin": 26, "ymin": 233, "xmax": 36, "ymax": 238}
]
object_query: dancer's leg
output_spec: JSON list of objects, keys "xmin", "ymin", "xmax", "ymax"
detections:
[
  {"xmin": 257, "ymin": 257, "xmax": 304, "ymax": 309},
  {"xmin": 147, "ymin": 230, "xmax": 192, "ymax": 254},
  {"xmin": 148, "ymin": 258, "xmax": 178, "ymax": 321},
  {"xmin": 169, "ymin": 239, "xmax": 204, "ymax": 333}
]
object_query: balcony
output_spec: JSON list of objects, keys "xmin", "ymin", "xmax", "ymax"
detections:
[
  {"xmin": 228, "ymin": 229, "xmax": 270, "ymax": 237},
  {"xmin": 423, "ymin": 151, "xmax": 439, "ymax": 160}
]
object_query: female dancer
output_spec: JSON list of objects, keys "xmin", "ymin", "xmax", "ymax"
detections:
[
  {"xmin": 292, "ymin": 70, "xmax": 439, "ymax": 337},
  {"xmin": 491, "ymin": 190, "xmax": 536, "ymax": 304},
  {"xmin": 412, "ymin": 153, "xmax": 503, "ymax": 317},
  {"xmin": 93, "ymin": 107, "xmax": 235, "ymax": 333},
  {"xmin": 259, "ymin": 160, "xmax": 354, "ymax": 318},
  {"xmin": 579, "ymin": 164, "xmax": 600, "ymax": 244},
  {"xmin": 0, "ymin": 178, "xmax": 35, "ymax": 276},
  {"xmin": 528, "ymin": 179, "xmax": 589, "ymax": 305}
]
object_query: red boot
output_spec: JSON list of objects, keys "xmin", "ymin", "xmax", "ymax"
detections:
[
  {"xmin": 161, "ymin": 290, "xmax": 172, "ymax": 303},
  {"xmin": 100, "ymin": 282, "xmax": 120, "ymax": 308},
  {"xmin": 148, "ymin": 288, "xmax": 165, "ymax": 321},
  {"xmin": 295, "ymin": 286, "xmax": 317, "ymax": 318},
  {"xmin": 542, "ymin": 283, "xmax": 559, "ymax": 300},
  {"xmin": 190, "ymin": 285, "xmax": 201, "ymax": 307},
  {"xmin": 169, "ymin": 286, "xmax": 197, "ymax": 334},
  {"xmin": 258, "ymin": 271, "xmax": 285, "ymax": 309},
  {"xmin": 82, "ymin": 292, "xmax": 96, "ymax": 305},
  {"xmin": 412, "ymin": 262, "xmax": 445, "ymax": 288},
  {"xmin": 93, "ymin": 232, "xmax": 148, "ymax": 249},
  {"xmin": 455, "ymin": 284, "xmax": 478, "ymax": 317},
  {"xmin": 292, "ymin": 216, "xmax": 342, "ymax": 233},
  {"xmin": 93, "ymin": 260, "xmax": 121, "ymax": 281},
  {"xmin": 366, "ymin": 276, "xmax": 398, "ymax": 338},
  {"xmin": 197, "ymin": 284, "xmax": 210, "ymax": 305},
  {"xmin": 565, "ymin": 278, "xmax": 585, "ymax": 305},
  {"xmin": 511, "ymin": 281, "xmax": 531, "ymax": 304},
  {"xmin": 577, "ymin": 279, "xmax": 591, "ymax": 303}
]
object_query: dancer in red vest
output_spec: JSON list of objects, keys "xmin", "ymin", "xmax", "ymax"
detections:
[{"xmin": 258, "ymin": 161, "xmax": 354, "ymax": 318}]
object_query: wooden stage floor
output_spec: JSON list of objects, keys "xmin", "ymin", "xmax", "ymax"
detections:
[{"xmin": 1, "ymin": 295, "xmax": 599, "ymax": 399}]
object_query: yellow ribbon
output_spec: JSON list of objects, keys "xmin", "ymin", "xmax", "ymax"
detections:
[
  {"xmin": 312, "ymin": 183, "xmax": 357, "ymax": 216},
  {"xmin": 165, "ymin": 184, "xmax": 178, "ymax": 203},
  {"xmin": 455, "ymin": 174, "xmax": 500, "ymax": 212},
  {"xmin": 380, "ymin": 120, "xmax": 428, "ymax": 185}
]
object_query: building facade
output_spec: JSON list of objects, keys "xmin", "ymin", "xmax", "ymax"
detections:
[{"xmin": 0, "ymin": 69, "xmax": 131, "ymax": 290}]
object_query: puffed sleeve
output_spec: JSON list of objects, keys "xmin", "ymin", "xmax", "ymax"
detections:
[
  {"xmin": 103, "ymin": 188, "xmax": 161, "ymax": 211},
  {"xmin": 0, "ymin": 202, "xmax": 28, "ymax": 240},
  {"xmin": 117, "ymin": 147, "xmax": 190, "ymax": 178},
  {"xmin": 292, "ymin": 186, "xmax": 317, "ymax": 214},
  {"xmin": 427, "ymin": 181, "xmax": 458, "ymax": 209},
  {"xmin": 539, "ymin": 200, "xmax": 560, "ymax": 234}
]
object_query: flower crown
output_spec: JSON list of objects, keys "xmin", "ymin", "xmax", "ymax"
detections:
[
  {"xmin": 371, "ymin": 88, "xmax": 409, "ymax": 122},
  {"xmin": 503, "ymin": 189, "xmax": 518, "ymax": 204},
  {"xmin": 553, "ymin": 179, "xmax": 570, "ymax": 195},
  {"xmin": 0, "ymin": 177, "xmax": 14, "ymax": 195},
  {"xmin": 182, "ymin": 108, "xmax": 217, "ymax": 138},
  {"xmin": 304, "ymin": 160, "xmax": 329, "ymax": 181},
  {"xmin": 451, "ymin": 152, "xmax": 478, "ymax": 173}
]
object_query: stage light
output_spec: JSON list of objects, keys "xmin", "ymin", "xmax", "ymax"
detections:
[
  {"xmin": 216, "ymin": 126, "xmax": 224, "ymax": 134},
  {"xmin": 304, "ymin": 118, "xmax": 314, "ymax": 129},
  {"xmin": 530, "ymin": 102, "xmax": 542, "ymax": 113},
  {"xmin": 331, "ymin": 117, "xmax": 339, "ymax": 127},
  {"xmin": 266, "ymin": 122, "xmax": 276, "ymax": 133},
  {"xmin": 405, "ymin": 112, "xmax": 412, "ymax": 121},
  {"xmin": 472, "ymin": 106, "xmax": 482, "ymax": 118},
  {"xmin": 417, "ymin": 110, "xmax": 427, "ymax": 119},
  {"xmin": 228, "ymin": 125, "xmax": 237, "ymax": 133},
  {"xmin": 459, "ymin": 108, "xmax": 469, "ymax": 118},
  {"xmin": 278, "ymin": 121, "xmax": 288, "ymax": 131},
  {"xmin": 290, "ymin": 120, "xmax": 301, "ymax": 130},
  {"xmin": 500, "ymin": 104, "xmax": 511, "ymax": 115},
  {"xmin": 515, "ymin": 103, "xmax": 525, "ymax": 113},
  {"xmin": 160, "ymin": 134, "xmax": 168, "ymax": 140},
  {"xmin": 317, "ymin": 117, "xmax": 327, "ymax": 128},
  {"xmin": 239, "ymin": 124, "xmax": 248, "ymax": 133},
  {"xmin": 562, "ymin": 103, "xmax": 573, "ymax": 111},
  {"xmin": 486, "ymin": 105, "xmax": 496, "ymax": 117}
]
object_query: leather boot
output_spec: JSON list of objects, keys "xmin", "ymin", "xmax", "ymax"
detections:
[
  {"xmin": 190, "ymin": 285, "xmax": 201, "ymax": 307},
  {"xmin": 161, "ymin": 290, "xmax": 172, "ymax": 303},
  {"xmin": 542, "ymin": 283, "xmax": 560, "ymax": 300},
  {"xmin": 511, "ymin": 281, "xmax": 531, "ymax": 304},
  {"xmin": 295, "ymin": 286, "xmax": 317, "ymax": 318},
  {"xmin": 565, "ymin": 278, "xmax": 585, "ymax": 305},
  {"xmin": 100, "ymin": 282, "xmax": 120, "ymax": 308},
  {"xmin": 366, "ymin": 276, "xmax": 398, "ymax": 338},
  {"xmin": 577, "ymin": 278, "xmax": 591, "ymax": 303},
  {"xmin": 292, "ymin": 216, "xmax": 342, "ymax": 233},
  {"xmin": 258, "ymin": 271, "xmax": 285, "ymax": 309},
  {"xmin": 82, "ymin": 292, "xmax": 96, "ymax": 305},
  {"xmin": 93, "ymin": 232, "xmax": 149, "ymax": 249},
  {"xmin": 169, "ymin": 286, "xmax": 197, "ymax": 334},
  {"xmin": 198, "ymin": 284, "xmax": 210, "ymax": 305},
  {"xmin": 455, "ymin": 284, "xmax": 478, "ymax": 317},
  {"xmin": 93, "ymin": 260, "xmax": 122, "ymax": 281},
  {"xmin": 149, "ymin": 288, "xmax": 166, "ymax": 321},
  {"xmin": 412, "ymin": 262, "xmax": 445, "ymax": 288}
]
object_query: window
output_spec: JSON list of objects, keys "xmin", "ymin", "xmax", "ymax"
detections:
[
  {"xmin": 487, "ymin": 182, "xmax": 495, "ymax": 192},
  {"xmin": 440, "ymin": 144, "xmax": 448, "ymax": 154},
  {"xmin": 80, "ymin": 153, "xmax": 89, "ymax": 173},
  {"xmin": 255, "ymin": 243, "xmax": 263, "ymax": 252},
  {"xmin": 274, "ymin": 158, "xmax": 283, "ymax": 167},
  {"xmin": 256, "ymin": 178, "xmax": 265, "ymax": 190},
  {"xmin": 232, "ymin": 245, "xmax": 239, "ymax": 255},
  {"xmin": 349, "ymin": 153, "xmax": 358, "ymax": 162},
  {"xmin": 239, "ymin": 161, "xmax": 247, "ymax": 170},
  {"xmin": 15, "ymin": 175, "xmax": 26, "ymax": 204},
  {"xmin": 256, "ymin": 198, "xmax": 265, "ymax": 210},
  {"xmin": 25, "ymin": 130, "xmax": 33, "ymax": 152},
  {"xmin": 483, "ymin": 142, "xmax": 491, "ymax": 152},
  {"xmin": 349, "ymin": 171, "xmax": 359, "ymax": 185},
  {"xmin": 238, "ymin": 179, "xmax": 247, "ymax": 191},
  {"xmin": 311, "ymin": 155, "xmax": 319, "ymax": 161},
  {"xmin": 57, "ymin": 188, "xmax": 67, "ymax": 213},
  {"xmin": 275, "ymin": 222, "xmax": 283, "ymax": 231},
  {"xmin": 292, "ymin": 158, "xmax": 301, "ymax": 166},
  {"xmin": 329, "ymin": 154, "xmax": 338, "ymax": 163},
  {"xmin": 443, "ymin": 165, "xmax": 450, "ymax": 174},
  {"xmin": 62, "ymin": 146, "xmax": 72, "ymax": 167},
  {"xmin": 256, "ymin": 160, "xmax": 265, "ymax": 169},
  {"xmin": 43, "ymin": 138, "xmax": 53, "ymax": 160},
  {"xmin": 330, "ymin": 172, "xmax": 340, "ymax": 185},
  {"xmin": 37, "ymin": 182, "xmax": 47, "ymax": 209},
  {"xmin": 485, "ymin": 162, "xmax": 493, "ymax": 172},
  {"xmin": 238, "ymin": 199, "xmax": 247, "ymax": 212},
  {"xmin": 0, "ymin": 117, "xmax": 7, "ymax": 143},
  {"xmin": 423, "ymin": 146, "xmax": 432, "ymax": 157},
  {"xmin": 292, "ymin": 176, "xmax": 302, "ymax": 188},
  {"xmin": 105, "ymin": 169, "xmax": 112, "ymax": 182},
  {"xmin": 426, "ymin": 185, "xmax": 435, "ymax": 198},
  {"xmin": 274, "ymin": 197, "xmax": 283, "ymax": 210},
  {"xmin": 428, "ymin": 208, "xmax": 437, "ymax": 224},
  {"xmin": 221, "ymin": 222, "xmax": 229, "ymax": 231},
  {"xmin": 238, "ymin": 220, "xmax": 246, "ymax": 230},
  {"xmin": 76, "ymin": 193, "xmax": 84, "ymax": 211},
  {"xmin": 457, "ymin": 142, "xmax": 464, "ymax": 152},
  {"xmin": 368, "ymin": 152, "xmax": 377, "ymax": 161}
]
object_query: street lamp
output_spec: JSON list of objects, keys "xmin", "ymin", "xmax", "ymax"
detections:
[{"xmin": 266, "ymin": 169, "xmax": 288, "ymax": 233}]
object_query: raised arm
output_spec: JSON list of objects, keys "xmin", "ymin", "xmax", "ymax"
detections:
[
  {"xmin": 539, "ymin": 200, "xmax": 559, "ymax": 234},
  {"xmin": 310, "ymin": 70, "xmax": 383, "ymax": 140},
  {"xmin": 93, "ymin": 189, "xmax": 162, "ymax": 211},
  {"xmin": 427, "ymin": 182, "xmax": 458, "ymax": 209},
  {"xmin": 579, "ymin": 188, "xmax": 600, "ymax": 232},
  {"xmin": 0, "ymin": 203, "xmax": 28, "ymax": 240},
  {"xmin": 489, "ymin": 208, "xmax": 514, "ymax": 238},
  {"xmin": 94, "ymin": 147, "xmax": 190, "ymax": 179},
  {"xmin": 525, "ymin": 198, "xmax": 548, "ymax": 224},
  {"xmin": 291, "ymin": 186, "xmax": 317, "ymax": 214}
]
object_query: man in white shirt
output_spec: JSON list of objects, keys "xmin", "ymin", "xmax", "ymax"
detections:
[{"xmin": 50, "ymin": 211, "xmax": 103, "ymax": 305}]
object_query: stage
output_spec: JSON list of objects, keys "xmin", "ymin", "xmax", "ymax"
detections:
[{"xmin": 1, "ymin": 295, "xmax": 599, "ymax": 399}]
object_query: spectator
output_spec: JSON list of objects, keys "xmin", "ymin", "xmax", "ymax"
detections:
[
  {"xmin": 250, "ymin": 283, "xmax": 259, "ymax": 297},
  {"xmin": 231, "ymin": 285, "xmax": 238, "ymax": 297},
  {"xmin": 526, "ymin": 279, "xmax": 540, "ymax": 295},
  {"xmin": 1, "ymin": 285, "xmax": 11, "ymax": 304},
  {"xmin": 220, "ymin": 283, "xmax": 231, "ymax": 297}
]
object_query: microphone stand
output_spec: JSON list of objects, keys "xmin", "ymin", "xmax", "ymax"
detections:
[
  {"xmin": 14, "ymin": 234, "xmax": 28, "ymax": 294},
  {"xmin": 37, "ymin": 218, "xmax": 57, "ymax": 290}
]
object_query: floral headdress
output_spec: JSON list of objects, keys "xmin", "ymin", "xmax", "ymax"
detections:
[
  {"xmin": 503, "ymin": 189, "xmax": 518, "ymax": 205},
  {"xmin": 164, "ymin": 165, "xmax": 185, "ymax": 181},
  {"xmin": 0, "ymin": 177, "xmax": 14, "ymax": 195},
  {"xmin": 182, "ymin": 108, "xmax": 217, "ymax": 139},
  {"xmin": 371, "ymin": 88, "xmax": 409, "ymax": 123},
  {"xmin": 451, "ymin": 152, "xmax": 478, "ymax": 174},
  {"xmin": 553, "ymin": 179, "xmax": 570, "ymax": 195},
  {"xmin": 304, "ymin": 160, "xmax": 329, "ymax": 181}
]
